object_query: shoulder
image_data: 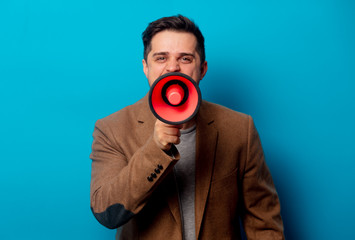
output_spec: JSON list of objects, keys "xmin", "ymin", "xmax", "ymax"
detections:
[
  {"xmin": 201, "ymin": 100, "xmax": 250, "ymax": 125},
  {"xmin": 199, "ymin": 100, "xmax": 256, "ymax": 142},
  {"xmin": 95, "ymin": 97, "xmax": 145, "ymax": 130}
]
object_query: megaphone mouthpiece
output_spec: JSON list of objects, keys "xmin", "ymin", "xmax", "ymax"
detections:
[{"xmin": 166, "ymin": 84, "xmax": 184, "ymax": 106}]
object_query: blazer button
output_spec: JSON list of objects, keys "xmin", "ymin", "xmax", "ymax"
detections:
[
  {"xmin": 147, "ymin": 176, "xmax": 153, "ymax": 182},
  {"xmin": 157, "ymin": 164, "xmax": 163, "ymax": 170},
  {"xmin": 154, "ymin": 168, "xmax": 161, "ymax": 174},
  {"xmin": 151, "ymin": 173, "xmax": 157, "ymax": 178}
]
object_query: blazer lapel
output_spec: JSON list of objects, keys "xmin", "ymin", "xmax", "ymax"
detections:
[
  {"xmin": 135, "ymin": 94, "xmax": 155, "ymax": 144},
  {"xmin": 195, "ymin": 101, "xmax": 218, "ymax": 239}
]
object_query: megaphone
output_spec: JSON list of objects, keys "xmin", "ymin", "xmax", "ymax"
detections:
[{"xmin": 148, "ymin": 72, "xmax": 201, "ymax": 125}]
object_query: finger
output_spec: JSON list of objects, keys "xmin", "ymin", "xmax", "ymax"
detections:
[
  {"xmin": 166, "ymin": 135, "xmax": 180, "ymax": 145},
  {"xmin": 163, "ymin": 127, "xmax": 181, "ymax": 137}
]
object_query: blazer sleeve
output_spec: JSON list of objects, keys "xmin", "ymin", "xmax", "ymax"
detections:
[
  {"xmin": 90, "ymin": 119, "xmax": 179, "ymax": 229},
  {"xmin": 241, "ymin": 116, "xmax": 285, "ymax": 240}
]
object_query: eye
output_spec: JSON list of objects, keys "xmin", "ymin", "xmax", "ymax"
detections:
[
  {"xmin": 155, "ymin": 56, "xmax": 166, "ymax": 62},
  {"xmin": 181, "ymin": 56, "xmax": 193, "ymax": 63}
]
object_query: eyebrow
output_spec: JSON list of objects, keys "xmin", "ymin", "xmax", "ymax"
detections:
[
  {"xmin": 152, "ymin": 52, "xmax": 195, "ymax": 57},
  {"xmin": 180, "ymin": 53, "xmax": 195, "ymax": 57}
]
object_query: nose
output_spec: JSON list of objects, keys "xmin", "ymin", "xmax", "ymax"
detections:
[{"xmin": 165, "ymin": 59, "xmax": 180, "ymax": 72}]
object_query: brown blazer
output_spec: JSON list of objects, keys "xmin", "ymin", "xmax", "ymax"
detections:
[{"xmin": 90, "ymin": 95, "xmax": 284, "ymax": 240}]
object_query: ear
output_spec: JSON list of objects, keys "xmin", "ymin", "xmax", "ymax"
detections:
[
  {"xmin": 142, "ymin": 59, "xmax": 148, "ymax": 78},
  {"xmin": 200, "ymin": 61, "xmax": 208, "ymax": 80}
]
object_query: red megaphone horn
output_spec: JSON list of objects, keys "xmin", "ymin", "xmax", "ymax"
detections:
[{"xmin": 148, "ymin": 72, "xmax": 202, "ymax": 125}]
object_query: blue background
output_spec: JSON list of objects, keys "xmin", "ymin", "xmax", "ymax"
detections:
[{"xmin": 1, "ymin": 0, "xmax": 354, "ymax": 239}]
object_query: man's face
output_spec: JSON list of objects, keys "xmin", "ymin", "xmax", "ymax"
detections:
[{"xmin": 143, "ymin": 30, "xmax": 208, "ymax": 86}]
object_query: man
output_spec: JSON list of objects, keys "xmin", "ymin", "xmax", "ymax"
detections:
[{"xmin": 90, "ymin": 15, "xmax": 284, "ymax": 239}]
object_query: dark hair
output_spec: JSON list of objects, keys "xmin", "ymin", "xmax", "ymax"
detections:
[{"xmin": 142, "ymin": 15, "xmax": 205, "ymax": 65}]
